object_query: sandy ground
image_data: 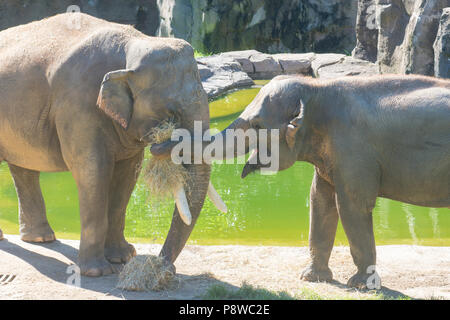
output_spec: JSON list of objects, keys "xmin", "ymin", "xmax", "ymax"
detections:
[{"xmin": 0, "ymin": 234, "xmax": 449, "ymax": 300}]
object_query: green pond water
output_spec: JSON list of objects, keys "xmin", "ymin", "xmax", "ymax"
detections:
[{"xmin": 0, "ymin": 81, "xmax": 449, "ymax": 246}]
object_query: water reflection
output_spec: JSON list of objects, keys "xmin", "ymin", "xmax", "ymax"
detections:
[
  {"xmin": 428, "ymin": 208, "xmax": 440, "ymax": 239},
  {"xmin": 402, "ymin": 203, "xmax": 419, "ymax": 245},
  {"xmin": 377, "ymin": 197, "xmax": 390, "ymax": 234}
]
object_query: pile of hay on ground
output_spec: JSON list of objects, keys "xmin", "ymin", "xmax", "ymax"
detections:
[
  {"xmin": 117, "ymin": 255, "xmax": 177, "ymax": 291},
  {"xmin": 142, "ymin": 120, "xmax": 190, "ymax": 200}
]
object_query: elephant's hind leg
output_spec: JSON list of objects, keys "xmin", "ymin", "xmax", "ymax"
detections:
[
  {"xmin": 104, "ymin": 151, "xmax": 144, "ymax": 264},
  {"xmin": 8, "ymin": 164, "xmax": 55, "ymax": 242},
  {"xmin": 333, "ymin": 164, "xmax": 379, "ymax": 289}
]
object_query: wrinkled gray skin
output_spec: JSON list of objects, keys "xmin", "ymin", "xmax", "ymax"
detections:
[
  {"xmin": 236, "ymin": 75, "xmax": 450, "ymax": 289},
  {"xmin": 152, "ymin": 74, "xmax": 450, "ymax": 289},
  {"xmin": 0, "ymin": 13, "xmax": 211, "ymax": 276}
]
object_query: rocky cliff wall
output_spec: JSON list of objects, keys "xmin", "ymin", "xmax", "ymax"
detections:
[
  {"xmin": 0, "ymin": 0, "xmax": 160, "ymax": 36},
  {"xmin": 352, "ymin": 0, "xmax": 450, "ymax": 78},
  {"xmin": 0, "ymin": 0, "xmax": 357, "ymax": 54},
  {"xmin": 157, "ymin": 0, "xmax": 357, "ymax": 54}
]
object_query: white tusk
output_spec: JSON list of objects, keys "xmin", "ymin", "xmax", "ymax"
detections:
[
  {"xmin": 174, "ymin": 186, "xmax": 192, "ymax": 225},
  {"xmin": 207, "ymin": 182, "xmax": 228, "ymax": 213}
]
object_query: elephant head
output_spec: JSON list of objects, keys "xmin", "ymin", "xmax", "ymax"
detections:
[
  {"xmin": 96, "ymin": 38, "xmax": 226, "ymax": 265},
  {"xmin": 234, "ymin": 76, "xmax": 317, "ymax": 178},
  {"xmin": 150, "ymin": 75, "xmax": 317, "ymax": 180}
]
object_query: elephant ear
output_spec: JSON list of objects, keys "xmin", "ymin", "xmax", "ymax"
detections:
[
  {"xmin": 285, "ymin": 100, "xmax": 305, "ymax": 150},
  {"xmin": 97, "ymin": 69, "xmax": 134, "ymax": 130}
]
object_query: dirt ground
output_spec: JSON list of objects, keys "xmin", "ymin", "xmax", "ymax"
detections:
[{"xmin": 0, "ymin": 234, "xmax": 449, "ymax": 300}]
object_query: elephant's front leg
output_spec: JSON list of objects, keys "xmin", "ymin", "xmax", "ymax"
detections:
[
  {"xmin": 104, "ymin": 151, "xmax": 144, "ymax": 264},
  {"xmin": 8, "ymin": 164, "xmax": 55, "ymax": 242},
  {"xmin": 301, "ymin": 169, "xmax": 338, "ymax": 282},
  {"xmin": 72, "ymin": 157, "xmax": 116, "ymax": 277}
]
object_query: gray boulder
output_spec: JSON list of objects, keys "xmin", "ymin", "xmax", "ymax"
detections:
[
  {"xmin": 220, "ymin": 50, "xmax": 261, "ymax": 74},
  {"xmin": 221, "ymin": 51, "xmax": 314, "ymax": 79},
  {"xmin": 311, "ymin": 53, "xmax": 346, "ymax": 77},
  {"xmin": 317, "ymin": 56, "xmax": 379, "ymax": 79},
  {"xmin": 272, "ymin": 53, "xmax": 315, "ymax": 75},
  {"xmin": 248, "ymin": 53, "xmax": 283, "ymax": 79},
  {"xmin": 197, "ymin": 51, "xmax": 381, "ymax": 99},
  {"xmin": 196, "ymin": 55, "xmax": 254, "ymax": 98},
  {"xmin": 434, "ymin": 7, "xmax": 450, "ymax": 78}
]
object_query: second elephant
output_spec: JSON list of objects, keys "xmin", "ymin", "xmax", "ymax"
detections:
[{"xmin": 152, "ymin": 74, "xmax": 450, "ymax": 288}]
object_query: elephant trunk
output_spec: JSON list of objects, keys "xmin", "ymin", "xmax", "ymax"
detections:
[
  {"xmin": 159, "ymin": 162, "xmax": 210, "ymax": 263},
  {"xmin": 156, "ymin": 108, "xmax": 252, "ymax": 264},
  {"xmin": 211, "ymin": 116, "xmax": 252, "ymax": 160},
  {"xmin": 149, "ymin": 115, "xmax": 252, "ymax": 161},
  {"xmin": 159, "ymin": 90, "xmax": 213, "ymax": 264}
]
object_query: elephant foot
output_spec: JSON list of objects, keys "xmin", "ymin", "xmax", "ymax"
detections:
[
  {"xmin": 105, "ymin": 241, "xmax": 136, "ymax": 264},
  {"xmin": 347, "ymin": 271, "xmax": 381, "ymax": 290},
  {"xmin": 20, "ymin": 224, "xmax": 56, "ymax": 243},
  {"xmin": 300, "ymin": 263, "xmax": 333, "ymax": 282},
  {"xmin": 159, "ymin": 255, "xmax": 177, "ymax": 274},
  {"xmin": 80, "ymin": 257, "xmax": 118, "ymax": 277},
  {"xmin": 163, "ymin": 259, "xmax": 176, "ymax": 275},
  {"xmin": 0, "ymin": 229, "xmax": 3, "ymax": 240}
]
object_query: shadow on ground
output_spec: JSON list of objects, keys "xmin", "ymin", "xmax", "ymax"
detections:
[
  {"xmin": 0, "ymin": 237, "xmax": 238, "ymax": 299},
  {"xmin": 324, "ymin": 279, "xmax": 410, "ymax": 299},
  {"xmin": 0, "ymin": 236, "xmax": 421, "ymax": 300}
]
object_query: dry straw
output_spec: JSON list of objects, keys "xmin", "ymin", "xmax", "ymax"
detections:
[
  {"xmin": 142, "ymin": 120, "xmax": 190, "ymax": 199},
  {"xmin": 117, "ymin": 255, "xmax": 178, "ymax": 291}
]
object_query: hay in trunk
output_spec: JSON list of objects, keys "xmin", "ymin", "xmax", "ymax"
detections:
[
  {"xmin": 117, "ymin": 255, "xmax": 178, "ymax": 291},
  {"xmin": 142, "ymin": 120, "xmax": 190, "ymax": 200}
]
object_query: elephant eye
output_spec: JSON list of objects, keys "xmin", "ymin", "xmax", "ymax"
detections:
[{"xmin": 290, "ymin": 110, "xmax": 301, "ymax": 121}]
